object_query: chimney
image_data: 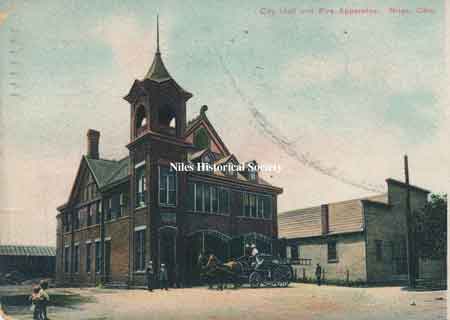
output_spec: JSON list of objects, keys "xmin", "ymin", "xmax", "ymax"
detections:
[
  {"xmin": 86, "ymin": 129, "xmax": 100, "ymax": 159},
  {"xmin": 321, "ymin": 204, "xmax": 329, "ymax": 235}
]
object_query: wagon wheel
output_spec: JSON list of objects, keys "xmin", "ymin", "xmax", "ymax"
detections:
[
  {"xmin": 273, "ymin": 265, "xmax": 292, "ymax": 287},
  {"xmin": 249, "ymin": 272, "xmax": 262, "ymax": 288}
]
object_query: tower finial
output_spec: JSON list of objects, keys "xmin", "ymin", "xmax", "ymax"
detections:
[{"xmin": 156, "ymin": 15, "xmax": 160, "ymax": 54}]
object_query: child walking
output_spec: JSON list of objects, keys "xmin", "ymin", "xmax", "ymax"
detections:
[{"xmin": 30, "ymin": 285, "xmax": 43, "ymax": 320}]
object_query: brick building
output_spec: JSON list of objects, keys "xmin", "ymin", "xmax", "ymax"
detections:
[
  {"xmin": 278, "ymin": 179, "xmax": 429, "ymax": 284},
  {"xmin": 55, "ymin": 23, "xmax": 282, "ymax": 287}
]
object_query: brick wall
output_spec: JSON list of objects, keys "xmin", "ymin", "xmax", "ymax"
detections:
[{"xmin": 364, "ymin": 182, "xmax": 428, "ymax": 283}]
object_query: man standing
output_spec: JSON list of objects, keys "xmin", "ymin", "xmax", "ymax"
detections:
[
  {"xmin": 315, "ymin": 263, "xmax": 322, "ymax": 286},
  {"xmin": 159, "ymin": 263, "xmax": 169, "ymax": 290},
  {"xmin": 251, "ymin": 244, "xmax": 259, "ymax": 257},
  {"xmin": 146, "ymin": 260, "xmax": 154, "ymax": 292}
]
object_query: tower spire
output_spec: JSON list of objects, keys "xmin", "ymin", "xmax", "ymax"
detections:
[{"xmin": 156, "ymin": 14, "xmax": 160, "ymax": 54}]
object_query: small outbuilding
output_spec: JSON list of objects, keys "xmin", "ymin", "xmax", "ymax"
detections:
[{"xmin": 0, "ymin": 245, "xmax": 56, "ymax": 278}]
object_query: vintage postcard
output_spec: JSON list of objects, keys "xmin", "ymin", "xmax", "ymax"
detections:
[{"xmin": 0, "ymin": 1, "xmax": 447, "ymax": 319}]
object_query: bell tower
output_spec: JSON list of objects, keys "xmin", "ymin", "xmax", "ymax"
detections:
[
  {"xmin": 123, "ymin": 17, "xmax": 192, "ymax": 278},
  {"xmin": 124, "ymin": 16, "xmax": 192, "ymax": 141}
]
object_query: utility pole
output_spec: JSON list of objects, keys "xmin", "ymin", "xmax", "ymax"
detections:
[{"xmin": 404, "ymin": 155, "xmax": 416, "ymax": 288}]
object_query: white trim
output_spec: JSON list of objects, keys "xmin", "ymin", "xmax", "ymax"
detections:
[
  {"xmin": 74, "ymin": 242, "xmax": 80, "ymax": 246},
  {"xmin": 64, "ymin": 244, "xmax": 70, "ymax": 248},
  {"xmin": 95, "ymin": 238, "xmax": 101, "ymax": 242},
  {"xmin": 135, "ymin": 160, "xmax": 145, "ymax": 169},
  {"xmin": 105, "ymin": 237, "xmax": 111, "ymax": 241},
  {"xmin": 85, "ymin": 240, "xmax": 92, "ymax": 244},
  {"xmin": 134, "ymin": 225, "xmax": 147, "ymax": 231}
]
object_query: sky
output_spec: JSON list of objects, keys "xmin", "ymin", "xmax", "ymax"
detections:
[{"xmin": 0, "ymin": 0, "xmax": 448, "ymax": 246}]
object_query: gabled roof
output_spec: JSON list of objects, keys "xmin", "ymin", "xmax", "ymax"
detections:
[
  {"xmin": 63, "ymin": 156, "xmax": 130, "ymax": 208},
  {"xmin": 278, "ymin": 194, "xmax": 388, "ymax": 239},
  {"xmin": 214, "ymin": 154, "xmax": 238, "ymax": 166},
  {"xmin": 185, "ymin": 106, "xmax": 231, "ymax": 156},
  {"xmin": 0, "ymin": 245, "xmax": 56, "ymax": 257},
  {"xmin": 84, "ymin": 156, "xmax": 130, "ymax": 189}
]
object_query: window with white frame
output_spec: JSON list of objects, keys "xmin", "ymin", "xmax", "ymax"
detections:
[
  {"xmin": 64, "ymin": 246, "xmax": 70, "ymax": 273},
  {"xmin": 85, "ymin": 242, "xmax": 92, "ymax": 273},
  {"xmin": 134, "ymin": 229, "xmax": 146, "ymax": 271},
  {"xmin": 135, "ymin": 164, "xmax": 146, "ymax": 208},
  {"xmin": 95, "ymin": 241, "xmax": 101, "ymax": 273},
  {"xmin": 73, "ymin": 244, "xmax": 80, "ymax": 273},
  {"xmin": 187, "ymin": 182, "xmax": 229, "ymax": 214},
  {"xmin": 241, "ymin": 192, "xmax": 272, "ymax": 219},
  {"xmin": 159, "ymin": 166, "xmax": 176, "ymax": 206}
]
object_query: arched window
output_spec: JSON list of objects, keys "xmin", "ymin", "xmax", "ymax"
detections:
[
  {"xmin": 194, "ymin": 127, "xmax": 210, "ymax": 149},
  {"xmin": 159, "ymin": 105, "xmax": 177, "ymax": 135},
  {"xmin": 135, "ymin": 105, "xmax": 148, "ymax": 137}
]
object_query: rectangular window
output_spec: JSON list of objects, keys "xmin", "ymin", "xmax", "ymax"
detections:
[
  {"xmin": 64, "ymin": 247, "xmax": 70, "ymax": 273},
  {"xmin": 327, "ymin": 241, "xmax": 337, "ymax": 262},
  {"xmin": 106, "ymin": 198, "xmax": 112, "ymax": 221},
  {"xmin": 211, "ymin": 186, "xmax": 218, "ymax": 213},
  {"xmin": 375, "ymin": 240, "xmax": 383, "ymax": 262},
  {"xmin": 286, "ymin": 246, "xmax": 292, "ymax": 259},
  {"xmin": 187, "ymin": 182, "xmax": 195, "ymax": 211},
  {"xmin": 87, "ymin": 205, "xmax": 93, "ymax": 226},
  {"xmin": 86, "ymin": 243, "xmax": 92, "ymax": 273},
  {"xmin": 134, "ymin": 230, "xmax": 146, "ymax": 271},
  {"xmin": 74, "ymin": 210, "xmax": 81, "ymax": 229},
  {"xmin": 159, "ymin": 166, "xmax": 177, "ymax": 206},
  {"xmin": 291, "ymin": 245, "xmax": 299, "ymax": 260},
  {"xmin": 95, "ymin": 241, "xmax": 101, "ymax": 273},
  {"xmin": 243, "ymin": 193, "xmax": 250, "ymax": 216},
  {"xmin": 195, "ymin": 183, "xmax": 203, "ymax": 211},
  {"xmin": 64, "ymin": 214, "xmax": 71, "ymax": 232},
  {"xmin": 119, "ymin": 193, "xmax": 128, "ymax": 216},
  {"xmin": 218, "ymin": 187, "xmax": 229, "ymax": 214},
  {"xmin": 249, "ymin": 194, "xmax": 256, "ymax": 217},
  {"xmin": 263, "ymin": 196, "xmax": 272, "ymax": 219},
  {"xmin": 111, "ymin": 194, "xmax": 120, "ymax": 219},
  {"xmin": 204, "ymin": 185, "xmax": 211, "ymax": 212},
  {"xmin": 135, "ymin": 165, "xmax": 146, "ymax": 208},
  {"xmin": 95, "ymin": 201, "xmax": 102, "ymax": 225},
  {"xmin": 73, "ymin": 244, "xmax": 79, "ymax": 273}
]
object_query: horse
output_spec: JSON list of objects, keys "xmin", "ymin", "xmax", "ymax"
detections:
[{"xmin": 200, "ymin": 254, "xmax": 243, "ymax": 290}]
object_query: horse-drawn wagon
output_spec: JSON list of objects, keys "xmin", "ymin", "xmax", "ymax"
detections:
[
  {"xmin": 236, "ymin": 254, "xmax": 293, "ymax": 288},
  {"xmin": 201, "ymin": 253, "xmax": 293, "ymax": 289}
]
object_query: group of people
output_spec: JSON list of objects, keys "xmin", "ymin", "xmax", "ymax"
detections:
[
  {"xmin": 29, "ymin": 280, "xmax": 50, "ymax": 320},
  {"xmin": 145, "ymin": 260, "xmax": 169, "ymax": 291}
]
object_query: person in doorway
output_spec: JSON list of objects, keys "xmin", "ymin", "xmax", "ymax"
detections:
[
  {"xmin": 146, "ymin": 260, "xmax": 154, "ymax": 292},
  {"xmin": 159, "ymin": 263, "xmax": 169, "ymax": 290},
  {"xmin": 315, "ymin": 263, "xmax": 322, "ymax": 286}
]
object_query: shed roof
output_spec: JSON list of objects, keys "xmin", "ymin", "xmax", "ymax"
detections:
[{"xmin": 0, "ymin": 245, "xmax": 56, "ymax": 257}]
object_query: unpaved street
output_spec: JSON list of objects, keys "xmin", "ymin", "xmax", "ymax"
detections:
[{"xmin": 2, "ymin": 284, "xmax": 447, "ymax": 320}]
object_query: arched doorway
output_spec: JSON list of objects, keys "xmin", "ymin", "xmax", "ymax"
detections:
[
  {"xmin": 158, "ymin": 226, "xmax": 177, "ymax": 286},
  {"xmin": 185, "ymin": 230, "xmax": 231, "ymax": 284}
]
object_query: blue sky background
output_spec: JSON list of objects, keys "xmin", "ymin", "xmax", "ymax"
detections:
[{"xmin": 0, "ymin": 0, "xmax": 447, "ymax": 245}]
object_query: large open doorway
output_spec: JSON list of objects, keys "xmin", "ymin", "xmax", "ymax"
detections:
[
  {"xmin": 159, "ymin": 227, "xmax": 177, "ymax": 287},
  {"xmin": 185, "ymin": 230, "xmax": 231, "ymax": 284}
]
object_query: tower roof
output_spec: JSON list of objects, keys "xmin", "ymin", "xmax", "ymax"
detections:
[
  {"xmin": 141, "ymin": 16, "xmax": 192, "ymax": 98},
  {"xmin": 144, "ymin": 51, "xmax": 172, "ymax": 82}
]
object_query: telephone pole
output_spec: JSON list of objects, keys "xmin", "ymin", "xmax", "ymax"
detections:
[{"xmin": 404, "ymin": 155, "xmax": 416, "ymax": 288}]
